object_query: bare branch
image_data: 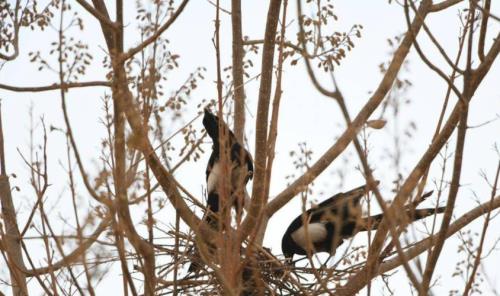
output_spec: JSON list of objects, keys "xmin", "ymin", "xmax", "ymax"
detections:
[
  {"xmin": 420, "ymin": 5, "xmax": 475, "ymax": 290},
  {"xmin": 266, "ymin": 0, "xmax": 432, "ymax": 216},
  {"xmin": 120, "ymin": 0, "xmax": 190, "ymax": 62},
  {"xmin": 340, "ymin": 194, "xmax": 500, "ymax": 292},
  {"xmin": 75, "ymin": 0, "xmax": 119, "ymax": 31},
  {"xmin": 0, "ymin": 104, "xmax": 27, "ymax": 295},
  {"xmin": 0, "ymin": 81, "xmax": 111, "ymax": 92},
  {"xmin": 463, "ymin": 161, "xmax": 500, "ymax": 295},
  {"xmin": 25, "ymin": 214, "xmax": 112, "ymax": 276},
  {"xmin": 478, "ymin": 0, "xmax": 491, "ymax": 62},
  {"xmin": 231, "ymin": 0, "xmax": 246, "ymax": 142},
  {"xmin": 430, "ymin": 0, "xmax": 464, "ymax": 12},
  {"xmin": 241, "ymin": 0, "xmax": 282, "ymax": 239}
]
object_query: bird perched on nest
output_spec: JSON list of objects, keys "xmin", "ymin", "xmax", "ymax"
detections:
[
  {"xmin": 202, "ymin": 107, "xmax": 254, "ymax": 227},
  {"xmin": 187, "ymin": 108, "xmax": 254, "ymax": 274},
  {"xmin": 281, "ymin": 183, "xmax": 445, "ymax": 263}
]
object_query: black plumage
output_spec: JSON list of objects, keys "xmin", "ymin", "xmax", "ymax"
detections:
[
  {"xmin": 281, "ymin": 184, "xmax": 445, "ymax": 262},
  {"xmin": 187, "ymin": 109, "xmax": 254, "ymax": 274},
  {"xmin": 202, "ymin": 108, "xmax": 253, "ymax": 226}
]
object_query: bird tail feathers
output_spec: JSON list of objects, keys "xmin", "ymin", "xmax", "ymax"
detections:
[{"xmin": 359, "ymin": 206, "xmax": 445, "ymax": 231}]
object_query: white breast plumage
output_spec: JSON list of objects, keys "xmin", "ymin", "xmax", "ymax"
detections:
[
  {"xmin": 290, "ymin": 223, "xmax": 328, "ymax": 250},
  {"xmin": 207, "ymin": 162, "xmax": 222, "ymax": 193}
]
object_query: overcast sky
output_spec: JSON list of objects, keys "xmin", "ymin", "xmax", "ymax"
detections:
[{"xmin": 1, "ymin": 0, "xmax": 500, "ymax": 294}]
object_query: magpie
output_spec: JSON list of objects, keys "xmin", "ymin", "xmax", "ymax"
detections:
[
  {"xmin": 187, "ymin": 109, "xmax": 254, "ymax": 274},
  {"xmin": 202, "ymin": 108, "xmax": 254, "ymax": 226},
  {"xmin": 281, "ymin": 184, "xmax": 445, "ymax": 262}
]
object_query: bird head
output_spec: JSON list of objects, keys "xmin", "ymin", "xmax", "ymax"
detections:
[
  {"xmin": 283, "ymin": 253, "xmax": 294, "ymax": 266},
  {"xmin": 281, "ymin": 235, "xmax": 296, "ymax": 266},
  {"xmin": 202, "ymin": 107, "xmax": 236, "ymax": 147},
  {"xmin": 203, "ymin": 107, "xmax": 220, "ymax": 141}
]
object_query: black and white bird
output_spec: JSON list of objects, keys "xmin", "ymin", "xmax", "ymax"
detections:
[
  {"xmin": 187, "ymin": 108, "xmax": 254, "ymax": 274},
  {"xmin": 281, "ymin": 184, "xmax": 445, "ymax": 262},
  {"xmin": 202, "ymin": 108, "xmax": 254, "ymax": 226}
]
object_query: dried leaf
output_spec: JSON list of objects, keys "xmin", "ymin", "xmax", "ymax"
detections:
[{"xmin": 366, "ymin": 119, "xmax": 387, "ymax": 129}]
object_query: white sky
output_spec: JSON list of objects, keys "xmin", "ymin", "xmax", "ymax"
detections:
[{"xmin": 1, "ymin": 0, "xmax": 500, "ymax": 294}]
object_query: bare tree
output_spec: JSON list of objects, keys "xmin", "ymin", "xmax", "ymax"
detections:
[{"xmin": 0, "ymin": 0, "xmax": 500, "ymax": 295}]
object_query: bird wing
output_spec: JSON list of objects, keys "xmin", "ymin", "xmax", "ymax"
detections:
[
  {"xmin": 230, "ymin": 142, "xmax": 254, "ymax": 184},
  {"xmin": 311, "ymin": 184, "xmax": 375, "ymax": 217}
]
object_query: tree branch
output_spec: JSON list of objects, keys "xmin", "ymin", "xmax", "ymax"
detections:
[
  {"xmin": 25, "ymin": 215, "xmax": 111, "ymax": 276},
  {"xmin": 338, "ymin": 194, "xmax": 500, "ymax": 293},
  {"xmin": 430, "ymin": 0, "xmax": 464, "ymax": 12},
  {"xmin": 231, "ymin": 0, "xmax": 246, "ymax": 142},
  {"xmin": 0, "ymin": 104, "xmax": 28, "ymax": 295},
  {"xmin": 341, "ymin": 9, "xmax": 500, "ymax": 296},
  {"xmin": 75, "ymin": 0, "xmax": 119, "ymax": 31},
  {"xmin": 478, "ymin": 0, "xmax": 491, "ymax": 62},
  {"xmin": 462, "ymin": 160, "xmax": 500, "ymax": 295},
  {"xmin": 420, "ymin": 5, "xmax": 474, "ymax": 290},
  {"xmin": 266, "ymin": 0, "xmax": 431, "ymax": 217},
  {"xmin": 0, "ymin": 81, "xmax": 111, "ymax": 92},
  {"xmin": 240, "ymin": 0, "xmax": 282, "ymax": 239},
  {"xmin": 119, "ymin": 0, "xmax": 190, "ymax": 62}
]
